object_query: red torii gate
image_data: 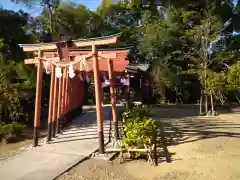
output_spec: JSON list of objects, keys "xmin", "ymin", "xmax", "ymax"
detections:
[{"xmin": 19, "ymin": 34, "xmax": 129, "ymax": 154}]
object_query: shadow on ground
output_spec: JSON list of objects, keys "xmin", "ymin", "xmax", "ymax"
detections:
[
  {"xmin": 48, "ymin": 106, "xmax": 124, "ymax": 144},
  {"xmin": 151, "ymin": 105, "xmax": 240, "ymax": 165}
]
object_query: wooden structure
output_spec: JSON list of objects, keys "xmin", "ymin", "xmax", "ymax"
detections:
[
  {"xmin": 105, "ymin": 144, "xmax": 156, "ymax": 165},
  {"xmin": 19, "ymin": 33, "xmax": 129, "ymax": 154},
  {"xmin": 125, "ymin": 63, "xmax": 151, "ymax": 103}
]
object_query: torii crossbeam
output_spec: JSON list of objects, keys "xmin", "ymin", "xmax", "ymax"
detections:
[{"xmin": 19, "ymin": 33, "xmax": 123, "ymax": 154}]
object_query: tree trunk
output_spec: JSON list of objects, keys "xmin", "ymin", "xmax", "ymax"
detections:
[
  {"xmin": 199, "ymin": 90, "xmax": 203, "ymax": 115},
  {"xmin": 4, "ymin": 105, "xmax": 8, "ymax": 123},
  {"xmin": 204, "ymin": 62, "xmax": 208, "ymax": 115},
  {"xmin": 205, "ymin": 94, "xmax": 208, "ymax": 115},
  {"xmin": 210, "ymin": 91, "xmax": 214, "ymax": 116},
  {"xmin": 236, "ymin": 96, "xmax": 240, "ymax": 104},
  {"xmin": 0, "ymin": 104, "xmax": 2, "ymax": 123},
  {"xmin": 48, "ymin": 4, "xmax": 53, "ymax": 34}
]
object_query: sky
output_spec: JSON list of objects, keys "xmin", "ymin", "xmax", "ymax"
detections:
[{"xmin": 0, "ymin": 0, "xmax": 102, "ymax": 16}]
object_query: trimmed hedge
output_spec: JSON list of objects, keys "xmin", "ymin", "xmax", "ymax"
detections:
[{"xmin": 122, "ymin": 103, "xmax": 156, "ymax": 159}]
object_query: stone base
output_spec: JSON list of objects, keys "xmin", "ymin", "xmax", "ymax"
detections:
[{"xmin": 92, "ymin": 152, "xmax": 118, "ymax": 161}]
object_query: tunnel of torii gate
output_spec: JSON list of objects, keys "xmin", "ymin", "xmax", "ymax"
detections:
[{"xmin": 19, "ymin": 33, "xmax": 129, "ymax": 154}]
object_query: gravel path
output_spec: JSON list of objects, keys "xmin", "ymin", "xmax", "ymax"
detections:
[
  {"xmin": 56, "ymin": 159, "xmax": 139, "ymax": 180},
  {"xmin": 57, "ymin": 109, "xmax": 240, "ymax": 180}
]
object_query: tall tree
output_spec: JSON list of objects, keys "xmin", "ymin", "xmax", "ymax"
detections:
[
  {"xmin": 185, "ymin": 3, "xmax": 224, "ymax": 114},
  {"xmin": 138, "ymin": 7, "xmax": 186, "ymax": 102},
  {"xmin": 12, "ymin": 0, "xmax": 60, "ymax": 34},
  {"xmin": 0, "ymin": 9, "xmax": 37, "ymax": 123},
  {"xmin": 97, "ymin": 2, "xmax": 141, "ymax": 49},
  {"xmin": 0, "ymin": 9, "xmax": 35, "ymax": 60},
  {"xmin": 36, "ymin": 1, "xmax": 104, "ymax": 40}
]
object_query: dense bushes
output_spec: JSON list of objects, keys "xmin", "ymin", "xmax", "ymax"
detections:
[
  {"xmin": 122, "ymin": 103, "xmax": 156, "ymax": 158},
  {"xmin": 0, "ymin": 122, "xmax": 25, "ymax": 143}
]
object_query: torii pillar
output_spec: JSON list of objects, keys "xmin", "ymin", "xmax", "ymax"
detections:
[
  {"xmin": 108, "ymin": 58, "xmax": 118, "ymax": 139},
  {"xmin": 92, "ymin": 44, "xmax": 104, "ymax": 153},
  {"xmin": 33, "ymin": 50, "xmax": 43, "ymax": 147}
]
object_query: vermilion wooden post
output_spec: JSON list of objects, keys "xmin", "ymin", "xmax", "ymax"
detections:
[
  {"xmin": 47, "ymin": 64, "xmax": 55, "ymax": 142},
  {"xmin": 57, "ymin": 76, "xmax": 62, "ymax": 133},
  {"xmin": 65, "ymin": 72, "xmax": 69, "ymax": 113},
  {"xmin": 68, "ymin": 78, "xmax": 72, "ymax": 111},
  {"xmin": 33, "ymin": 50, "xmax": 43, "ymax": 147},
  {"xmin": 62, "ymin": 68, "xmax": 67, "ymax": 114},
  {"xmin": 69, "ymin": 79, "xmax": 72, "ymax": 110},
  {"xmin": 67, "ymin": 78, "xmax": 72, "ymax": 112},
  {"xmin": 107, "ymin": 59, "xmax": 119, "ymax": 139},
  {"xmin": 92, "ymin": 44, "xmax": 104, "ymax": 154},
  {"xmin": 61, "ymin": 73, "xmax": 64, "ymax": 115},
  {"xmin": 52, "ymin": 68, "xmax": 58, "ymax": 138}
]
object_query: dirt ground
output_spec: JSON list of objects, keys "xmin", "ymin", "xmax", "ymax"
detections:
[
  {"xmin": 0, "ymin": 127, "xmax": 47, "ymax": 162},
  {"xmin": 0, "ymin": 139, "xmax": 32, "ymax": 161},
  {"xmin": 57, "ymin": 107, "xmax": 240, "ymax": 180},
  {"xmin": 0, "ymin": 108, "xmax": 49, "ymax": 162}
]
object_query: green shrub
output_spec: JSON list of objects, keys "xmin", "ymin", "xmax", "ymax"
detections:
[
  {"xmin": 122, "ymin": 103, "xmax": 152, "ymax": 120},
  {"xmin": 0, "ymin": 122, "xmax": 25, "ymax": 143},
  {"xmin": 122, "ymin": 104, "xmax": 156, "ymax": 158}
]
